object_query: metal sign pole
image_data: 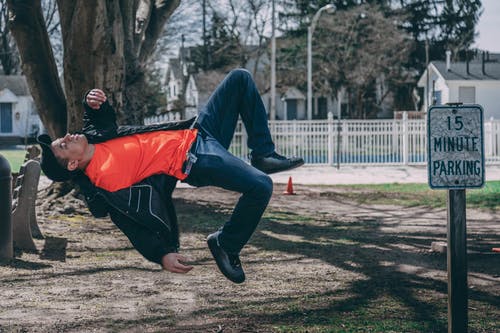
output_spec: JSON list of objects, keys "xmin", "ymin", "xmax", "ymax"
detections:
[
  {"xmin": 447, "ymin": 189, "xmax": 468, "ymax": 333},
  {"xmin": 428, "ymin": 104, "xmax": 484, "ymax": 333}
]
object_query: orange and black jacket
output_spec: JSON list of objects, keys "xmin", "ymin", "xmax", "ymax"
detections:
[{"xmin": 73, "ymin": 94, "xmax": 197, "ymax": 265}]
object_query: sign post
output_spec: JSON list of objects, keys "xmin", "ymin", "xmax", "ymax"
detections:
[{"xmin": 427, "ymin": 104, "xmax": 484, "ymax": 333}]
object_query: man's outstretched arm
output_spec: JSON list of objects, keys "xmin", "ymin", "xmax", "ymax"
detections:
[{"xmin": 108, "ymin": 207, "xmax": 193, "ymax": 273}]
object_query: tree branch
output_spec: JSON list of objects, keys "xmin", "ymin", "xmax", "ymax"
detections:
[
  {"xmin": 138, "ymin": 0, "xmax": 179, "ymax": 64},
  {"xmin": 120, "ymin": 0, "xmax": 140, "ymax": 68},
  {"xmin": 7, "ymin": 0, "xmax": 66, "ymax": 138}
]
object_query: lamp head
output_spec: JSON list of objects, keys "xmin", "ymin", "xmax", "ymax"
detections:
[{"xmin": 324, "ymin": 4, "xmax": 336, "ymax": 14}]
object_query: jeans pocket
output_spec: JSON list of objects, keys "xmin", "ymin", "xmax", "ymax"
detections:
[{"xmin": 185, "ymin": 154, "xmax": 223, "ymax": 187}]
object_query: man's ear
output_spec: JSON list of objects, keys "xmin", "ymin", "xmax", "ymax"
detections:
[{"xmin": 67, "ymin": 159, "xmax": 79, "ymax": 171}]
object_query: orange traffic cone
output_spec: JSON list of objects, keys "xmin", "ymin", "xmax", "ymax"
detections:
[{"xmin": 283, "ymin": 176, "xmax": 296, "ymax": 195}]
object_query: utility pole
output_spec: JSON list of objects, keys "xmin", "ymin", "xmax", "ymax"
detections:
[
  {"xmin": 270, "ymin": 0, "xmax": 276, "ymax": 120},
  {"xmin": 203, "ymin": 0, "xmax": 208, "ymax": 70},
  {"xmin": 425, "ymin": 38, "xmax": 429, "ymax": 109}
]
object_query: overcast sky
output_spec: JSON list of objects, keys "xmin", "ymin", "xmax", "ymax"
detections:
[{"xmin": 474, "ymin": 0, "xmax": 500, "ymax": 52}]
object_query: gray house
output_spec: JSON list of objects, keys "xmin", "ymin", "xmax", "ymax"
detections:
[{"xmin": 417, "ymin": 52, "xmax": 500, "ymax": 119}]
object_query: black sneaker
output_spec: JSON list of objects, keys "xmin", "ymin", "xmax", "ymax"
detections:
[
  {"xmin": 207, "ymin": 232, "xmax": 245, "ymax": 284},
  {"xmin": 251, "ymin": 152, "xmax": 304, "ymax": 174}
]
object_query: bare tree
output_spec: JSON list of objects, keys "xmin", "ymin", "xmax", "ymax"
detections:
[
  {"xmin": 7, "ymin": 0, "xmax": 180, "ymax": 138},
  {"xmin": 0, "ymin": 0, "xmax": 60, "ymax": 75},
  {"xmin": 0, "ymin": 1, "xmax": 20, "ymax": 74},
  {"xmin": 316, "ymin": 5, "xmax": 412, "ymax": 118}
]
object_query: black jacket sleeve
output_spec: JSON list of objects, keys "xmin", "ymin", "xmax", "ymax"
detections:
[
  {"xmin": 102, "ymin": 175, "xmax": 180, "ymax": 256},
  {"xmin": 81, "ymin": 91, "xmax": 118, "ymax": 139},
  {"xmin": 108, "ymin": 206, "xmax": 173, "ymax": 265},
  {"xmin": 73, "ymin": 174, "xmax": 109, "ymax": 218}
]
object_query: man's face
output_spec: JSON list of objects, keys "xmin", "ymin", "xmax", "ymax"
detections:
[{"xmin": 51, "ymin": 133, "xmax": 88, "ymax": 168}]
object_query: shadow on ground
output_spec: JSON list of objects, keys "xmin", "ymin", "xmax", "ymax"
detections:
[{"xmin": 173, "ymin": 187, "xmax": 500, "ymax": 332}]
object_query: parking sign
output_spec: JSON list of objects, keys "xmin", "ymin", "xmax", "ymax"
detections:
[{"xmin": 427, "ymin": 104, "xmax": 484, "ymax": 189}]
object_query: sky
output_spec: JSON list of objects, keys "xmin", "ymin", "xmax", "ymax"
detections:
[{"xmin": 473, "ymin": 0, "xmax": 500, "ymax": 52}]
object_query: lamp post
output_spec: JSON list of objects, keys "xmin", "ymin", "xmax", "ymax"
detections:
[
  {"xmin": 270, "ymin": 0, "xmax": 276, "ymax": 120},
  {"xmin": 307, "ymin": 3, "xmax": 336, "ymax": 120}
]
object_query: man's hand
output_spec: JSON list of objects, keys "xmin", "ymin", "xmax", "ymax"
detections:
[
  {"xmin": 86, "ymin": 89, "xmax": 107, "ymax": 110},
  {"xmin": 161, "ymin": 253, "xmax": 194, "ymax": 274}
]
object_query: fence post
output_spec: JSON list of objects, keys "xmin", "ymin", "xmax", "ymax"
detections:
[
  {"xmin": 392, "ymin": 119, "xmax": 398, "ymax": 163},
  {"xmin": 293, "ymin": 120, "xmax": 298, "ymax": 157},
  {"xmin": 493, "ymin": 120, "xmax": 499, "ymax": 161},
  {"xmin": 0, "ymin": 154, "xmax": 13, "ymax": 261},
  {"xmin": 487, "ymin": 118, "xmax": 494, "ymax": 160},
  {"xmin": 327, "ymin": 112, "xmax": 334, "ymax": 166},
  {"xmin": 242, "ymin": 124, "xmax": 249, "ymax": 160},
  {"xmin": 402, "ymin": 111, "xmax": 409, "ymax": 165}
]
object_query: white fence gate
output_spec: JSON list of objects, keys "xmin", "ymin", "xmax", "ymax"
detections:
[{"xmin": 144, "ymin": 114, "xmax": 500, "ymax": 165}]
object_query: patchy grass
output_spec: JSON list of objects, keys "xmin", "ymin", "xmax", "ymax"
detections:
[
  {"xmin": 1, "ymin": 183, "xmax": 498, "ymax": 332},
  {"xmin": 0, "ymin": 148, "xmax": 26, "ymax": 173},
  {"xmin": 272, "ymin": 294, "xmax": 448, "ymax": 332},
  {"xmin": 335, "ymin": 181, "xmax": 500, "ymax": 210}
]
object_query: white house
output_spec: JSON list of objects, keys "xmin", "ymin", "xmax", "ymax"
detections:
[
  {"xmin": 417, "ymin": 52, "xmax": 500, "ymax": 119},
  {"xmin": 0, "ymin": 75, "xmax": 44, "ymax": 144},
  {"xmin": 164, "ymin": 57, "xmax": 186, "ymax": 120},
  {"xmin": 162, "ymin": 46, "xmax": 356, "ymax": 121}
]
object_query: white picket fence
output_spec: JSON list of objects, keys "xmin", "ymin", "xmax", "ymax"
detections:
[{"xmin": 144, "ymin": 114, "xmax": 500, "ymax": 165}]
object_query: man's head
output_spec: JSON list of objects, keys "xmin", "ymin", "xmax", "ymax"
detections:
[{"xmin": 38, "ymin": 133, "xmax": 89, "ymax": 181}]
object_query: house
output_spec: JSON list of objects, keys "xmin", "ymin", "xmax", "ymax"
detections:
[
  {"xmin": 184, "ymin": 70, "xmax": 226, "ymax": 118},
  {"xmin": 162, "ymin": 45, "xmax": 352, "ymax": 121},
  {"xmin": 417, "ymin": 51, "xmax": 500, "ymax": 119},
  {"xmin": 0, "ymin": 75, "xmax": 44, "ymax": 144},
  {"xmin": 261, "ymin": 87, "xmax": 344, "ymax": 120},
  {"xmin": 164, "ymin": 57, "xmax": 188, "ymax": 120}
]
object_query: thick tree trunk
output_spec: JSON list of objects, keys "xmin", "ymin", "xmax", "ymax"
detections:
[
  {"xmin": 58, "ymin": 0, "xmax": 179, "ymax": 128},
  {"xmin": 9, "ymin": 0, "xmax": 180, "ymax": 136},
  {"xmin": 7, "ymin": 0, "xmax": 67, "ymax": 138},
  {"xmin": 57, "ymin": 0, "xmax": 126, "ymax": 132}
]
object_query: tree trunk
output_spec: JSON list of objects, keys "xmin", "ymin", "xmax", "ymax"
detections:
[
  {"xmin": 58, "ymin": 0, "xmax": 126, "ymax": 132},
  {"xmin": 9, "ymin": 0, "xmax": 180, "ymax": 138},
  {"xmin": 122, "ymin": 0, "xmax": 179, "ymax": 125},
  {"xmin": 7, "ymin": 0, "xmax": 67, "ymax": 138}
]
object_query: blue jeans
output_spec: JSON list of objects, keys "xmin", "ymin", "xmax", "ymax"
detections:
[{"xmin": 184, "ymin": 69, "xmax": 275, "ymax": 254}]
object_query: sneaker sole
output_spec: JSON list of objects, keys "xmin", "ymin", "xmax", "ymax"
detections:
[
  {"xmin": 261, "ymin": 160, "xmax": 305, "ymax": 175},
  {"xmin": 207, "ymin": 235, "xmax": 245, "ymax": 284}
]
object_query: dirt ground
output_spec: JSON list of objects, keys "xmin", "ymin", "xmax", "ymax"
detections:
[{"xmin": 0, "ymin": 184, "xmax": 499, "ymax": 333}]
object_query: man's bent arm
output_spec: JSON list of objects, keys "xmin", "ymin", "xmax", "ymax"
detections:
[{"xmin": 81, "ymin": 89, "xmax": 118, "ymax": 138}]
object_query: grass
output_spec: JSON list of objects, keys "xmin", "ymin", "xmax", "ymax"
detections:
[
  {"xmin": 336, "ymin": 181, "xmax": 500, "ymax": 210},
  {"xmin": 0, "ymin": 149, "xmax": 27, "ymax": 173}
]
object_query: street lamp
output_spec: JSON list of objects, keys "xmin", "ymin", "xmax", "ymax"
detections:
[{"xmin": 307, "ymin": 3, "xmax": 336, "ymax": 120}]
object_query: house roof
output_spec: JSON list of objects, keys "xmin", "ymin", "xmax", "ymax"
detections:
[
  {"xmin": 0, "ymin": 75, "xmax": 30, "ymax": 95},
  {"xmin": 283, "ymin": 87, "xmax": 305, "ymax": 100},
  {"xmin": 193, "ymin": 71, "xmax": 227, "ymax": 95},
  {"xmin": 431, "ymin": 60, "xmax": 500, "ymax": 80},
  {"xmin": 167, "ymin": 58, "xmax": 182, "ymax": 80}
]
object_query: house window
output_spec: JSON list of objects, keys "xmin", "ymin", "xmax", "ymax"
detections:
[
  {"xmin": 459, "ymin": 86, "xmax": 475, "ymax": 104},
  {"xmin": 315, "ymin": 97, "xmax": 328, "ymax": 119},
  {"xmin": 31, "ymin": 102, "xmax": 38, "ymax": 115},
  {"xmin": 0, "ymin": 103, "xmax": 13, "ymax": 133},
  {"xmin": 433, "ymin": 91, "xmax": 442, "ymax": 105},
  {"xmin": 286, "ymin": 99, "xmax": 297, "ymax": 120}
]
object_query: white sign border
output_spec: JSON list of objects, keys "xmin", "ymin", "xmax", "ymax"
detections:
[{"xmin": 427, "ymin": 104, "xmax": 485, "ymax": 190}]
